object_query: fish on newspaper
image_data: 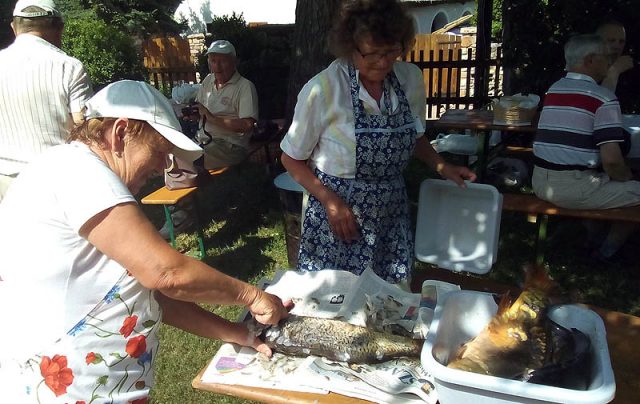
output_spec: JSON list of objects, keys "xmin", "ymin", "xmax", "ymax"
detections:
[
  {"xmin": 447, "ymin": 265, "xmax": 561, "ymax": 379},
  {"xmin": 259, "ymin": 315, "xmax": 423, "ymax": 364}
]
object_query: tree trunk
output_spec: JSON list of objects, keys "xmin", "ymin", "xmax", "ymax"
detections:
[{"xmin": 285, "ymin": 0, "xmax": 342, "ymax": 122}]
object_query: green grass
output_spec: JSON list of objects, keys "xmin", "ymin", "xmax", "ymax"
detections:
[
  {"xmin": 141, "ymin": 164, "xmax": 286, "ymax": 403},
  {"xmin": 141, "ymin": 160, "xmax": 639, "ymax": 403}
]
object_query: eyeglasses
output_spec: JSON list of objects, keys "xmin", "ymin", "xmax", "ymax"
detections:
[{"xmin": 356, "ymin": 46, "xmax": 404, "ymax": 63}]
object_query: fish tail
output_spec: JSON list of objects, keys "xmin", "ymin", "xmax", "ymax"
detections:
[{"xmin": 372, "ymin": 334, "xmax": 423, "ymax": 361}]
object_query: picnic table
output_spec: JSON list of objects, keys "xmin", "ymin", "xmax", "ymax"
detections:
[
  {"xmin": 192, "ymin": 266, "xmax": 640, "ymax": 404},
  {"xmin": 431, "ymin": 109, "xmax": 538, "ymax": 181}
]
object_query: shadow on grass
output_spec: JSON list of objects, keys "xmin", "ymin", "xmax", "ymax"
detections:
[{"xmin": 139, "ymin": 163, "xmax": 288, "ymax": 283}]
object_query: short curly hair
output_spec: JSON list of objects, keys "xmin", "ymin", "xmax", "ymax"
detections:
[{"xmin": 328, "ymin": 0, "xmax": 415, "ymax": 58}]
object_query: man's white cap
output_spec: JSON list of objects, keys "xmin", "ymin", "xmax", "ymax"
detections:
[
  {"xmin": 84, "ymin": 80, "xmax": 203, "ymax": 161},
  {"xmin": 206, "ymin": 40, "xmax": 236, "ymax": 57},
  {"xmin": 13, "ymin": 0, "xmax": 61, "ymax": 17}
]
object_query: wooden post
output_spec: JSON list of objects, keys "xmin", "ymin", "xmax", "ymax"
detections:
[{"xmin": 474, "ymin": 0, "xmax": 493, "ymax": 109}]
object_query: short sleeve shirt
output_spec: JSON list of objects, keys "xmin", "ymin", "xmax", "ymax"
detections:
[
  {"xmin": 280, "ymin": 59, "xmax": 426, "ymax": 178},
  {"xmin": 196, "ymin": 71, "xmax": 259, "ymax": 148},
  {"xmin": 534, "ymin": 72, "xmax": 624, "ymax": 169},
  {"xmin": 0, "ymin": 142, "xmax": 135, "ymax": 361},
  {"xmin": 0, "ymin": 34, "xmax": 92, "ymax": 175}
]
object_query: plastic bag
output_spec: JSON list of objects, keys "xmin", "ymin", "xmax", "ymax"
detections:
[
  {"xmin": 485, "ymin": 157, "xmax": 530, "ymax": 191},
  {"xmin": 171, "ymin": 83, "xmax": 201, "ymax": 104},
  {"xmin": 164, "ymin": 153, "xmax": 199, "ymax": 190},
  {"xmin": 430, "ymin": 133, "xmax": 479, "ymax": 155}
]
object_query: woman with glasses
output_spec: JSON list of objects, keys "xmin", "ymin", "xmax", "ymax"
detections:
[{"xmin": 280, "ymin": 0, "xmax": 475, "ymax": 287}]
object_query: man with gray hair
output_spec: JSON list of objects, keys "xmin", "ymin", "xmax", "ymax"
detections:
[
  {"xmin": 0, "ymin": 0, "xmax": 92, "ymax": 202},
  {"xmin": 158, "ymin": 39, "xmax": 258, "ymax": 238},
  {"xmin": 532, "ymin": 33, "xmax": 640, "ymax": 264},
  {"xmin": 195, "ymin": 39, "xmax": 259, "ymax": 169}
]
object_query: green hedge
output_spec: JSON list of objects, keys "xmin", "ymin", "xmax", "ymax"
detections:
[{"xmin": 62, "ymin": 18, "xmax": 146, "ymax": 91}]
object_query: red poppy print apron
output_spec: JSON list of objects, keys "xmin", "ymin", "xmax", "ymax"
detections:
[{"xmin": 4, "ymin": 270, "xmax": 161, "ymax": 403}]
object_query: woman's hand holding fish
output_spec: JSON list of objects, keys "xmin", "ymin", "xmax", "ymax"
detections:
[
  {"xmin": 322, "ymin": 193, "xmax": 360, "ymax": 242},
  {"xmin": 217, "ymin": 320, "xmax": 276, "ymax": 357},
  {"xmin": 248, "ymin": 290, "xmax": 293, "ymax": 325}
]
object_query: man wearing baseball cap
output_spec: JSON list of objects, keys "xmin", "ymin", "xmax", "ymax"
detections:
[
  {"xmin": 0, "ymin": 0, "xmax": 92, "ymax": 203},
  {"xmin": 158, "ymin": 39, "xmax": 260, "ymax": 238},
  {"xmin": 195, "ymin": 39, "xmax": 259, "ymax": 169}
]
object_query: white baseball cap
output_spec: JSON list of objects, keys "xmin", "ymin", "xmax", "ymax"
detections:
[
  {"xmin": 13, "ymin": 0, "xmax": 61, "ymax": 17},
  {"xmin": 206, "ymin": 40, "xmax": 236, "ymax": 57},
  {"xmin": 84, "ymin": 80, "xmax": 203, "ymax": 161}
]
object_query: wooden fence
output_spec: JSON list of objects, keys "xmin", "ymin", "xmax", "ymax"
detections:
[
  {"xmin": 141, "ymin": 33, "xmax": 503, "ymax": 120},
  {"xmin": 143, "ymin": 36, "xmax": 197, "ymax": 92},
  {"xmin": 403, "ymin": 33, "xmax": 503, "ymax": 120}
]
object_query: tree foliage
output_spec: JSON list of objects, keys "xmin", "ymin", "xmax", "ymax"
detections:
[
  {"xmin": 286, "ymin": 0, "xmax": 342, "ymax": 120},
  {"xmin": 203, "ymin": 12, "xmax": 267, "ymax": 75},
  {"xmin": 0, "ymin": 1, "xmax": 15, "ymax": 49},
  {"xmin": 502, "ymin": 0, "xmax": 639, "ymax": 106},
  {"xmin": 77, "ymin": 0, "xmax": 185, "ymax": 37},
  {"xmin": 62, "ymin": 18, "xmax": 145, "ymax": 90}
]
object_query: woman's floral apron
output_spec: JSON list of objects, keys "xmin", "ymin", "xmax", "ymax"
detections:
[
  {"xmin": 7, "ymin": 270, "xmax": 161, "ymax": 403},
  {"xmin": 297, "ymin": 64, "xmax": 417, "ymax": 283}
]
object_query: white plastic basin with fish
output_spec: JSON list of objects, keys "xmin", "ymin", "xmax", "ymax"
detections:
[{"xmin": 421, "ymin": 290, "xmax": 615, "ymax": 404}]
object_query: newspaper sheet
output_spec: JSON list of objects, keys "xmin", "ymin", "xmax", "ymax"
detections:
[{"xmin": 200, "ymin": 269, "xmax": 459, "ymax": 403}]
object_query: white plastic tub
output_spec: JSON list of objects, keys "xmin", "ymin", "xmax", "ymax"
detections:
[
  {"xmin": 415, "ymin": 179, "xmax": 502, "ymax": 274},
  {"xmin": 421, "ymin": 291, "xmax": 616, "ymax": 404}
]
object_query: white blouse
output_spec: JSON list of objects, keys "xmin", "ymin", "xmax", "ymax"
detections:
[{"xmin": 280, "ymin": 58, "xmax": 426, "ymax": 178}]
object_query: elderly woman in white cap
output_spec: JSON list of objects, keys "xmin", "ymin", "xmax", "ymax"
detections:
[{"xmin": 0, "ymin": 80, "xmax": 291, "ymax": 403}]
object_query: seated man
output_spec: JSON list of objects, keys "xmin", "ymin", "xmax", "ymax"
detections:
[
  {"xmin": 196, "ymin": 39, "xmax": 259, "ymax": 169},
  {"xmin": 532, "ymin": 33, "xmax": 640, "ymax": 263},
  {"xmin": 597, "ymin": 20, "xmax": 639, "ymax": 114},
  {"xmin": 159, "ymin": 40, "xmax": 258, "ymax": 238}
]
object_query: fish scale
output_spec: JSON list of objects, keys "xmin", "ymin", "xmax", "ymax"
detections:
[{"xmin": 261, "ymin": 315, "xmax": 423, "ymax": 364}]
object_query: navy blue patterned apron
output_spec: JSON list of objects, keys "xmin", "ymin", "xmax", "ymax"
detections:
[{"xmin": 297, "ymin": 63, "xmax": 417, "ymax": 283}]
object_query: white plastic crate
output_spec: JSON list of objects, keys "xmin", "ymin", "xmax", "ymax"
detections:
[
  {"xmin": 421, "ymin": 291, "xmax": 615, "ymax": 404},
  {"xmin": 415, "ymin": 179, "xmax": 502, "ymax": 274}
]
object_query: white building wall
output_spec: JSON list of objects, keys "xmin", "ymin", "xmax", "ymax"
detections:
[{"xmin": 407, "ymin": 2, "xmax": 475, "ymax": 34}]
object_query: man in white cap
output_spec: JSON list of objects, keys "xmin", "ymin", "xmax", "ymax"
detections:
[
  {"xmin": 158, "ymin": 39, "xmax": 259, "ymax": 238},
  {"xmin": 195, "ymin": 39, "xmax": 259, "ymax": 169},
  {"xmin": 0, "ymin": 0, "xmax": 92, "ymax": 202}
]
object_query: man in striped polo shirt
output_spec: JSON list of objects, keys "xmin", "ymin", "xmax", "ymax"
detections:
[
  {"xmin": 0, "ymin": 0, "xmax": 92, "ymax": 202},
  {"xmin": 532, "ymin": 33, "xmax": 640, "ymax": 263}
]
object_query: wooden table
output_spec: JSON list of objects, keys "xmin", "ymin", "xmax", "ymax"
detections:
[
  {"xmin": 192, "ymin": 266, "xmax": 640, "ymax": 404},
  {"xmin": 432, "ymin": 109, "xmax": 538, "ymax": 180}
]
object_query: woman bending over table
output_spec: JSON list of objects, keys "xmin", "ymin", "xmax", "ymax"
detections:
[{"xmin": 0, "ymin": 80, "xmax": 291, "ymax": 403}]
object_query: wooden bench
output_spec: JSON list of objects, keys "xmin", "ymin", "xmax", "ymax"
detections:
[
  {"xmin": 141, "ymin": 119, "xmax": 287, "ymax": 258},
  {"xmin": 141, "ymin": 167, "xmax": 229, "ymax": 260},
  {"xmin": 501, "ymin": 192, "xmax": 640, "ymax": 264}
]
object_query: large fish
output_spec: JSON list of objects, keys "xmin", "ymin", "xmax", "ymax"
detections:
[
  {"xmin": 260, "ymin": 315, "xmax": 423, "ymax": 363},
  {"xmin": 447, "ymin": 265, "xmax": 559, "ymax": 379}
]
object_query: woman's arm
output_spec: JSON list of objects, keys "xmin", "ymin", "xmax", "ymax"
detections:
[
  {"xmin": 81, "ymin": 202, "xmax": 291, "ymax": 325},
  {"xmin": 155, "ymin": 292, "xmax": 275, "ymax": 356},
  {"xmin": 414, "ymin": 136, "xmax": 477, "ymax": 186},
  {"xmin": 281, "ymin": 153, "xmax": 359, "ymax": 241}
]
